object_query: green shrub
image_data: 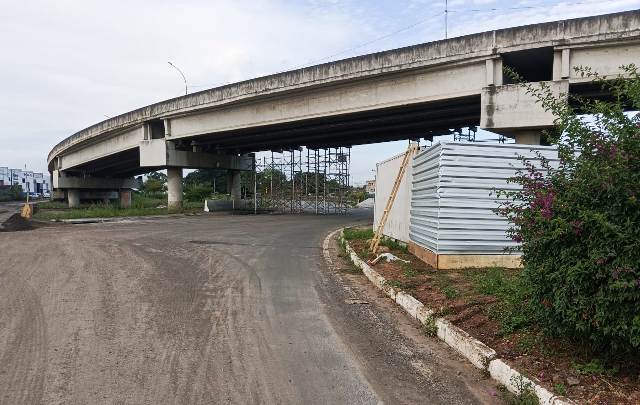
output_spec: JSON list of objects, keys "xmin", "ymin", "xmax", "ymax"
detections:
[
  {"xmin": 498, "ymin": 65, "xmax": 640, "ymax": 354},
  {"xmin": 132, "ymin": 193, "xmax": 164, "ymax": 208},
  {"xmin": 0, "ymin": 185, "xmax": 23, "ymax": 201},
  {"xmin": 184, "ymin": 183, "xmax": 213, "ymax": 202}
]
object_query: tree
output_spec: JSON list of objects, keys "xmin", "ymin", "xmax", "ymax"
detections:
[
  {"xmin": 141, "ymin": 171, "xmax": 167, "ymax": 195},
  {"xmin": 497, "ymin": 65, "xmax": 640, "ymax": 354},
  {"xmin": 184, "ymin": 169, "xmax": 227, "ymax": 193}
]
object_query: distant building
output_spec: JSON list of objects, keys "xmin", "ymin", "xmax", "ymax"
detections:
[
  {"xmin": 0, "ymin": 167, "xmax": 51, "ymax": 195},
  {"xmin": 366, "ymin": 179, "xmax": 376, "ymax": 193}
]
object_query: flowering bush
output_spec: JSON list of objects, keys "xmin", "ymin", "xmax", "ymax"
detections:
[{"xmin": 498, "ymin": 65, "xmax": 640, "ymax": 354}]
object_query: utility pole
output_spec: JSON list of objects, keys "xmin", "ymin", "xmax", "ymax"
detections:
[{"xmin": 445, "ymin": 0, "xmax": 448, "ymax": 39}]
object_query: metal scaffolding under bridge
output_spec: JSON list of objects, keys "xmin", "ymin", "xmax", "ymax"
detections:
[{"xmin": 245, "ymin": 147, "xmax": 351, "ymax": 214}]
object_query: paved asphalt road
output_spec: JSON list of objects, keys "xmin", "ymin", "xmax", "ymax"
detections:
[{"xmin": 0, "ymin": 211, "xmax": 499, "ymax": 404}]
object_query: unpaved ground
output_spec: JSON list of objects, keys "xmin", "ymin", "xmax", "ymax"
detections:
[
  {"xmin": 0, "ymin": 201, "xmax": 22, "ymax": 229},
  {"xmin": 0, "ymin": 212, "xmax": 499, "ymax": 404}
]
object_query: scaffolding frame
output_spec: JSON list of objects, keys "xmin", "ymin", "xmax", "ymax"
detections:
[{"xmin": 247, "ymin": 146, "xmax": 351, "ymax": 214}]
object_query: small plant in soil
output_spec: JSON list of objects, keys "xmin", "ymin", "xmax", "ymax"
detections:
[
  {"xmin": 572, "ymin": 359, "xmax": 619, "ymax": 377},
  {"xmin": 387, "ymin": 280, "xmax": 406, "ymax": 290},
  {"xmin": 440, "ymin": 285, "xmax": 460, "ymax": 299},
  {"xmin": 498, "ymin": 375, "xmax": 538, "ymax": 405},
  {"xmin": 434, "ymin": 306, "xmax": 453, "ymax": 318},
  {"xmin": 554, "ymin": 383, "xmax": 567, "ymax": 396},
  {"xmin": 422, "ymin": 317, "xmax": 437, "ymax": 337},
  {"xmin": 402, "ymin": 263, "xmax": 418, "ymax": 278},
  {"xmin": 380, "ymin": 237, "xmax": 408, "ymax": 253}
]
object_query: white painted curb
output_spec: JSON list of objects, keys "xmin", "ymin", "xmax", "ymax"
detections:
[{"xmin": 332, "ymin": 229, "xmax": 573, "ymax": 405}]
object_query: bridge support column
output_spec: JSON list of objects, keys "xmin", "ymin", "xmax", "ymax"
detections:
[
  {"xmin": 513, "ymin": 130, "xmax": 542, "ymax": 145},
  {"xmin": 67, "ymin": 189, "xmax": 80, "ymax": 208},
  {"xmin": 167, "ymin": 167, "xmax": 183, "ymax": 210},
  {"xmin": 120, "ymin": 189, "xmax": 132, "ymax": 208},
  {"xmin": 227, "ymin": 170, "xmax": 241, "ymax": 202}
]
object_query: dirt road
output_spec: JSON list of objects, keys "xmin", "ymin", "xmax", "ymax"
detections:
[{"xmin": 0, "ymin": 212, "xmax": 499, "ymax": 404}]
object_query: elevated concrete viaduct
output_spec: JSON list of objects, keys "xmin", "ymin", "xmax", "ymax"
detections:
[{"xmin": 48, "ymin": 10, "xmax": 640, "ymax": 208}]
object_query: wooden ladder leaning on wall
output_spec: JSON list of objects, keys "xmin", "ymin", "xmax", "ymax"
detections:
[{"xmin": 369, "ymin": 142, "xmax": 419, "ymax": 255}]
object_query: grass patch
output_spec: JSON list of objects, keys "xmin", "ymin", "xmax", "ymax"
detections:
[
  {"xmin": 470, "ymin": 267, "xmax": 532, "ymax": 335},
  {"xmin": 36, "ymin": 201, "xmax": 68, "ymax": 209},
  {"xmin": 380, "ymin": 236, "xmax": 408, "ymax": 253},
  {"xmin": 402, "ymin": 263, "xmax": 418, "ymax": 278},
  {"xmin": 33, "ymin": 203, "xmax": 199, "ymax": 220},
  {"xmin": 572, "ymin": 359, "xmax": 619, "ymax": 377},
  {"xmin": 554, "ymin": 383, "xmax": 567, "ymax": 396},
  {"xmin": 342, "ymin": 227, "xmax": 374, "ymax": 241},
  {"xmin": 440, "ymin": 285, "xmax": 460, "ymax": 299}
]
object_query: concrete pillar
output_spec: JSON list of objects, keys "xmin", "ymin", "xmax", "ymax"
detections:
[
  {"xmin": 226, "ymin": 170, "xmax": 241, "ymax": 202},
  {"xmin": 167, "ymin": 167, "xmax": 183, "ymax": 210},
  {"xmin": 514, "ymin": 130, "xmax": 542, "ymax": 145},
  {"xmin": 67, "ymin": 189, "xmax": 80, "ymax": 208},
  {"xmin": 119, "ymin": 189, "xmax": 132, "ymax": 208}
]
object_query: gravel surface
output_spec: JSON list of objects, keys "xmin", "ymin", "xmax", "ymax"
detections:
[{"xmin": 0, "ymin": 211, "xmax": 499, "ymax": 404}]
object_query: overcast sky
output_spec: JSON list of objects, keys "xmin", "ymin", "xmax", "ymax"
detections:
[{"xmin": 1, "ymin": 0, "xmax": 639, "ymax": 184}]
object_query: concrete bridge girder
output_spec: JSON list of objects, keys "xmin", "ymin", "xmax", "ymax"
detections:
[
  {"xmin": 139, "ymin": 139, "xmax": 254, "ymax": 170},
  {"xmin": 480, "ymin": 80, "xmax": 570, "ymax": 140}
]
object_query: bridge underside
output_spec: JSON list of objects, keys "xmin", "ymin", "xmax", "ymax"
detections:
[
  {"xmin": 171, "ymin": 95, "xmax": 481, "ymax": 154},
  {"xmin": 59, "ymin": 95, "xmax": 481, "ymax": 177}
]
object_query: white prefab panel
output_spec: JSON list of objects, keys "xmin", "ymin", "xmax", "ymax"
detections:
[
  {"xmin": 374, "ymin": 148, "xmax": 416, "ymax": 243},
  {"xmin": 410, "ymin": 142, "xmax": 559, "ymax": 255},
  {"xmin": 569, "ymin": 44, "xmax": 640, "ymax": 80},
  {"xmin": 169, "ymin": 63, "xmax": 485, "ymax": 139}
]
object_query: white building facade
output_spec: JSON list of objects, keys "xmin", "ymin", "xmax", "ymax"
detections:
[{"xmin": 0, "ymin": 167, "xmax": 51, "ymax": 195}]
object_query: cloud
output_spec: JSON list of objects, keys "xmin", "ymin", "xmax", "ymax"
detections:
[
  {"xmin": 0, "ymin": 0, "xmax": 367, "ymax": 172},
  {"xmin": 447, "ymin": 0, "xmax": 640, "ymax": 38}
]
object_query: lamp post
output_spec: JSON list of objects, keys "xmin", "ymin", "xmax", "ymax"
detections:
[{"xmin": 168, "ymin": 61, "xmax": 188, "ymax": 95}]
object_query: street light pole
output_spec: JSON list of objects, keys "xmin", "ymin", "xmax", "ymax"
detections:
[{"xmin": 168, "ymin": 61, "xmax": 188, "ymax": 95}]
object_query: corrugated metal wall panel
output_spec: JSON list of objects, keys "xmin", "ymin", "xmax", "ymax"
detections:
[
  {"xmin": 410, "ymin": 141, "xmax": 558, "ymax": 256},
  {"xmin": 409, "ymin": 143, "xmax": 441, "ymax": 252}
]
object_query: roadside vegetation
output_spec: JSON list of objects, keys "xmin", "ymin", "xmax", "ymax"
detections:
[
  {"xmin": 339, "ymin": 64, "xmax": 640, "ymax": 403},
  {"xmin": 344, "ymin": 227, "xmax": 640, "ymax": 402},
  {"xmin": 498, "ymin": 65, "xmax": 640, "ymax": 358},
  {"xmin": 33, "ymin": 194, "xmax": 203, "ymax": 220},
  {"xmin": 0, "ymin": 185, "xmax": 24, "ymax": 202},
  {"xmin": 34, "ymin": 173, "xmax": 205, "ymax": 220}
]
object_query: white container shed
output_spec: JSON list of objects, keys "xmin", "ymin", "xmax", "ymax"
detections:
[{"xmin": 374, "ymin": 141, "xmax": 558, "ymax": 269}]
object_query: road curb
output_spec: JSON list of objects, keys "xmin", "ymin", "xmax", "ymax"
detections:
[
  {"xmin": 327, "ymin": 228, "xmax": 573, "ymax": 405},
  {"xmin": 53, "ymin": 213, "xmax": 201, "ymax": 224}
]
